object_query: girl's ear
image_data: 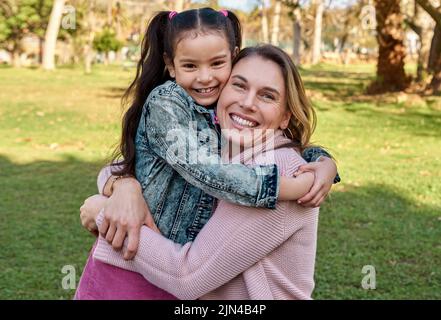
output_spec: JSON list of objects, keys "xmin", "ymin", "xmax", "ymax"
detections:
[
  {"xmin": 163, "ymin": 53, "xmax": 176, "ymax": 78},
  {"xmin": 232, "ymin": 46, "xmax": 239, "ymax": 59}
]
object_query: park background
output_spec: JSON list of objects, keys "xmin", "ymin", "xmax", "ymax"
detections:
[{"xmin": 0, "ymin": 0, "xmax": 440, "ymax": 299}]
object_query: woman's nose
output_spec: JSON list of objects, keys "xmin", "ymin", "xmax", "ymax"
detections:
[{"xmin": 239, "ymin": 93, "xmax": 256, "ymax": 111}]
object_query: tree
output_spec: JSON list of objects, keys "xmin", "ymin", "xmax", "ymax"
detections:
[
  {"xmin": 260, "ymin": 0, "xmax": 269, "ymax": 42},
  {"xmin": 93, "ymin": 27, "xmax": 123, "ymax": 65},
  {"xmin": 271, "ymin": 0, "xmax": 282, "ymax": 45},
  {"xmin": 311, "ymin": 0, "xmax": 324, "ymax": 64},
  {"xmin": 0, "ymin": 0, "xmax": 52, "ymax": 67},
  {"xmin": 415, "ymin": 0, "xmax": 441, "ymax": 93},
  {"xmin": 42, "ymin": 0, "xmax": 66, "ymax": 70},
  {"xmin": 280, "ymin": 0, "xmax": 301, "ymax": 64},
  {"xmin": 368, "ymin": 0, "xmax": 409, "ymax": 93},
  {"xmin": 404, "ymin": 0, "xmax": 434, "ymax": 82},
  {"xmin": 84, "ymin": 0, "xmax": 96, "ymax": 74}
]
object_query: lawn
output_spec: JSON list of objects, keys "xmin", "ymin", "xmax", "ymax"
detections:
[{"xmin": 0, "ymin": 63, "xmax": 440, "ymax": 299}]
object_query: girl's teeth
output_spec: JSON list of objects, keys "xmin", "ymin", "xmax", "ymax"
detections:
[
  {"xmin": 197, "ymin": 87, "xmax": 215, "ymax": 93},
  {"xmin": 231, "ymin": 115, "xmax": 257, "ymax": 128}
]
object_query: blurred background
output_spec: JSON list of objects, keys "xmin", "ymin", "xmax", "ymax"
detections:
[{"xmin": 0, "ymin": 0, "xmax": 440, "ymax": 299}]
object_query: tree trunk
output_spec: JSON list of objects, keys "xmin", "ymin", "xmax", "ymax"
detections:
[
  {"xmin": 408, "ymin": 0, "xmax": 435, "ymax": 82},
  {"xmin": 84, "ymin": 1, "xmax": 96, "ymax": 74},
  {"xmin": 271, "ymin": 0, "xmax": 282, "ymax": 46},
  {"xmin": 42, "ymin": 0, "xmax": 66, "ymax": 70},
  {"xmin": 38, "ymin": 36, "xmax": 44, "ymax": 64},
  {"xmin": 11, "ymin": 47, "xmax": 21, "ymax": 68},
  {"xmin": 428, "ymin": 23, "xmax": 441, "ymax": 71},
  {"xmin": 428, "ymin": 24, "xmax": 441, "ymax": 92},
  {"xmin": 292, "ymin": 8, "xmax": 302, "ymax": 66},
  {"xmin": 260, "ymin": 2, "xmax": 269, "ymax": 43},
  {"xmin": 107, "ymin": 0, "xmax": 114, "ymax": 26},
  {"xmin": 312, "ymin": 0, "xmax": 324, "ymax": 64},
  {"xmin": 368, "ymin": 0, "xmax": 409, "ymax": 93}
]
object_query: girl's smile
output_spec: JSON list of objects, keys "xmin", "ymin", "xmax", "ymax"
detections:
[{"xmin": 166, "ymin": 33, "xmax": 233, "ymax": 107}]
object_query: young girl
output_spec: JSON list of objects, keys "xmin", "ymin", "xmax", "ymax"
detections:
[
  {"xmin": 76, "ymin": 8, "xmax": 338, "ymax": 300},
  {"xmin": 87, "ymin": 44, "xmax": 325, "ymax": 299}
]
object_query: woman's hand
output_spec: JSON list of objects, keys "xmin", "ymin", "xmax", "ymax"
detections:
[
  {"xmin": 80, "ymin": 195, "xmax": 108, "ymax": 237},
  {"xmin": 294, "ymin": 157, "xmax": 337, "ymax": 207},
  {"xmin": 98, "ymin": 177, "xmax": 150, "ymax": 260}
]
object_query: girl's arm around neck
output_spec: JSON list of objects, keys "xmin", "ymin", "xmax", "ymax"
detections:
[{"xmin": 143, "ymin": 90, "xmax": 280, "ymax": 209}]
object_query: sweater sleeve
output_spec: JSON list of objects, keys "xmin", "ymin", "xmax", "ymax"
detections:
[
  {"xmin": 97, "ymin": 166, "xmax": 112, "ymax": 195},
  {"xmin": 93, "ymin": 150, "xmax": 307, "ymax": 300},
  {"xmin": 96, "ymin": 163, "xmax": 125, "ymax": 194}
]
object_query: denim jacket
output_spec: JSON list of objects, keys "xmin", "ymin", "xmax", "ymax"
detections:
[{"xmin": 135, "ymin": 81, "xmax": 337, "ymax": 245}]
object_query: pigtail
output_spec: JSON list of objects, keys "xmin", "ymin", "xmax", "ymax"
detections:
[
  {"xmin": 113, "ymin": 11, "xmax": 171, "ymax": 176},
  {"xmin": 225, "ymin": 10, "xmax": 242, "ymax": 50}
]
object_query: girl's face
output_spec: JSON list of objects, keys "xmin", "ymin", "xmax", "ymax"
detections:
[
  {"xmin": 217, "ymin": 56, "xmax": 291, "ymax": 147},
  {"xmin": 166, "ymin": 33, "xmax": 233, "ymax": 107}
]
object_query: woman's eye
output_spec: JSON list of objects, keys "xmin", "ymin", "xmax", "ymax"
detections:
[
  {"xmin": 233, "ymin": 82, "xmax": 245, "ymax": 90},
  {"xmin": 262, "ymin": 93, "xmax": 275, "ymax": 101}
]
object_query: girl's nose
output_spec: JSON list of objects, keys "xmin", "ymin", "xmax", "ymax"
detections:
[{"xmin": 197, "ymin": 69, "xmax": 213, "ymax": 83}]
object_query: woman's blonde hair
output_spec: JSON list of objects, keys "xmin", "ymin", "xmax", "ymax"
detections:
[{"xmin": 232, "ymin": 45, "xmax": 316, "ymax": 152}]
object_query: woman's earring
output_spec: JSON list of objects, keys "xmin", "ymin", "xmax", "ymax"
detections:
[{"xmin": 283, "ymin": 127, "xmax": 294, "ymax": 139}]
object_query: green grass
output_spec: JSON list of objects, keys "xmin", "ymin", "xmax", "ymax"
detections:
[{"xmin": 0, "ymin": 64, "xmax": 440, "ymax": 299}]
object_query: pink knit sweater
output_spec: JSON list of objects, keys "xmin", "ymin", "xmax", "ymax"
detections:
[{"xmin": 93, "ymin": 133, "xmax": 319, "ymax": 300}]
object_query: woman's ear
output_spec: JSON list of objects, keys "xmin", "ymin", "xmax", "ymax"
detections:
[
  {"xmin": 280, "ymin": 112, "xmax": 291, "ymax": 130},
  {"xmin": 163, "ymin": 53, "xmax": 176, "ymax": 78}
]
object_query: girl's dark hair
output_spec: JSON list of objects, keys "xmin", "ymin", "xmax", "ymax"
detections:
[
  {"xmin": 112, "ymin": 8, "xmax": 242, "ymax": 176},
  {"xmin": 232, "ymin": 45, "xmax": 317, "ymax": 153}
]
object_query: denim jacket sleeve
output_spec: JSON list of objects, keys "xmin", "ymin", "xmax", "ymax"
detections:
[
  {"xmin": 141, "ymin": 90, "xmax": 279, "ymax": 209},
  {"xmin": 302, "ymin": 147, "xmax": 341, "ymax": 183}
]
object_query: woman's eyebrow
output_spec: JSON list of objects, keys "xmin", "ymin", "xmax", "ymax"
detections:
[
  {"xmin": 262, "ymin": 87, "xmax": 280, "ymax": 95},
  {"xmin": 231, "ymin": 75, "xmax": 248, "ymax": 82}
]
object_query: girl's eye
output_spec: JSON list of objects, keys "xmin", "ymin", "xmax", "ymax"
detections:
[
  {"xmin": 183, "ymin": 64, "xmax": 196, "ymax": 69},
  {"xmin": 213, "ymin": 60, "xmax": 226, "ymax": 67}
]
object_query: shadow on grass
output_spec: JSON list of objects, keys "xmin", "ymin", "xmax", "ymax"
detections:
[
  {"xmin": 301, "ymin": 68, "xmax": 441, "ymax": 138},
  {"xmin": 100, "ymin": 86, "xmax": 127, "ymax": 99},
  {"xmin": 0, "ymin": 154, "xmax": 439, "ymax": 299},
  {"xmin": 0, "ymin": 154, "xmax": 103, "ymax": 300},
  {"xmin": 300, "ymin": 68, "xmax": 373, "ymax": 99},
  {"xmin": 340, "ymin": 104, "xmax": 441, "ymax": 138},
  {"xmin": 315, "ymin": 183, "xmax": 441, "ymax": 299}
]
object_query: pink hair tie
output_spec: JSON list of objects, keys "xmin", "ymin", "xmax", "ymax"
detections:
[
  {"xmin": 219, "ymin": 9, "xmax": 228, "ymax": 17},
  {"xmin": 168, "ymin": 11, "xmax": 178, "ymax": 20}
]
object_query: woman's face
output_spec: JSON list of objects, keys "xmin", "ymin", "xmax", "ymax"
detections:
[{"xmin": 217, "ymin": 56, "xmax": 291, "ymax": 146}]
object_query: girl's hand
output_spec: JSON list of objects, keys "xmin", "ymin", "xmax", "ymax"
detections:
[
  {"xmin": 98, "ymin": 177, "xmax": 149, "ymax": 260},
  {"xmin": 80, "ymin": 195, "xmax": 108, "ymax": 237},
  {"xmin": 293, "ymin": 157, "xmax": 337, "ymax": 207}
]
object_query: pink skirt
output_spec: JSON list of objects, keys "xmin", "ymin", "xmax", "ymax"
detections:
[{"xmin": 75, "ymin": 241, "xmax": 178, "ymax": 300}]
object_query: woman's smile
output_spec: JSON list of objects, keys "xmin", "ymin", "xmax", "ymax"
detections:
[{"xmin": 229, "ymin": 113, "xmax": 259, "ymax": 128}]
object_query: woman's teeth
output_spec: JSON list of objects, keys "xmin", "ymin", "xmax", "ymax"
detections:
[
  {"xmin": 196, "ymin": 87, "xmax": 216, "ymax": 94},
  {"xmin": 231, "ymin": 114, "xmax": 257, "ymax": 128}
]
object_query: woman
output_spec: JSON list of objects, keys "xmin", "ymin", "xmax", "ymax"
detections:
[{"xmin": 80, "ymin": 45, "xmax": 327, "ymax": 299}]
